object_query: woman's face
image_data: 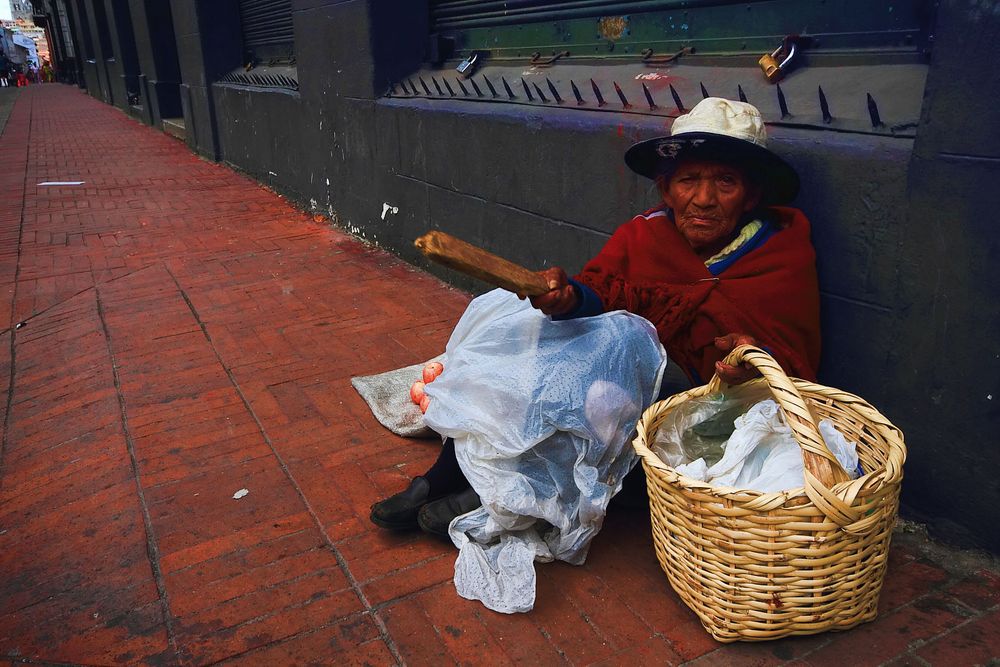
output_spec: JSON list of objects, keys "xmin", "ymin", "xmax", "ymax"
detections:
[{"xmin": 660, "ymin": 159, "xmax": 760, "ymax": 257}]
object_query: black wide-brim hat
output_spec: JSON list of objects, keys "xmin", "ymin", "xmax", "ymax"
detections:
[{"xmin": 624, "ymin": 98, "xmax": 800, "ymax": 205}]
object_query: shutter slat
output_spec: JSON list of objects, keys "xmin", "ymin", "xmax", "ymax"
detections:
[
  {"xmin": 430, "ymin": 0, "xmax": 765, "ymax": 30},
  {"xmin": 239, "ymin": 0, "xmax": 294, "ymax": 56}
]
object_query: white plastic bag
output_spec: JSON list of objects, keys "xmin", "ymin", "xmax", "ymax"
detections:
[
  {"xmin": 651, "ymin": 383, "xmax": 772, "ymax": 468},
  {"xmin": 673, "ymin": 399, "xmax": 861, "ymax": 492},
  {"xmin": 423, "ymin": 289, "xmax": 666, "ymax": 613}
]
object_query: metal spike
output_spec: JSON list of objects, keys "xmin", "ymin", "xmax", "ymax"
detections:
[
  {"xmin": 591, "ymin": 79, "xmax": 606, "ymax": 107},
  {"xmin": 669, "ymin": 84, "xmax": 685, "ymax": 112},
  {"xmin": 866, "ymin": 92, "xmax": 883, "ymax": 128},
  {"xmin": 521, "ymin": 78, "xmax": 534, "ymax": 101},
  {"xmin": 570, "ymin": 80, "xmax": 585, "ymax": 105},
  {"xmin": 419, "ymin": 77, "xmax": 431, "ymax": 95},
  {"xmin": 443, "ymin": 78, "xmax": 455, "ymax": 96},
  {"xmin": 818, "ymin": 85, "xmax": 832, "ymax": 124},
  {"xmin": 613, "ymin": 82, "xmax": 631, "ymax": 109},
  {"xmin": 470, "ymin": 78, "xmax": 483, "ymax": 97},
  {"xmin": 642, "ymin": 83, "xmax": 657, "ymax": 110},
  {"xmin": 484, "ymin": 76, "xmax": 498, "ymax": 98},
  {"xmin": 456, "ymin": 78, "xmax": 469, "ymax": 96},
  {"xmin": 737, "ymin": 84, "xmax": 748, "ymax": 103},
  {"xmin": 700, "ymin": 82, "xmax": 710, "ymax": 99},
  {"xmin": 776, "ymin": 83, "xmax": 790, "ymax": 119},
  {"xmin": 432, "ymin": 77, "xmax": 444, "ymax": 96},
  {"xmin": 533, "ymin": 82, "xmax": 549, "ymax": 103},
  {"xmin": 546, "ymin": 78, "xmax": 563, "ymax": 104},
  {"xmin": 502, "ymin": 76, "xmax": 516, "ymax": 99}
]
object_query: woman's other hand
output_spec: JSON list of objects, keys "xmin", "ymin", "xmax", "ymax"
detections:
[
  {"xmin": 713, "ymin": 333, "xmax": 761, "ymax": 384},
  {"xmin": 526, "ymin": 267, "xmax": 579, "ymax": 316}
]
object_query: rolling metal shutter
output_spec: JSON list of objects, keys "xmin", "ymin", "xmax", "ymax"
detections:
[
  {"xmin": 430, "ymin": 0, "xmax": 752, "ymax": 30},
  {"xmin": 429, "ymin": 0, "xmax": 933, "ymax": 60},
  {"xmin": 238, "ymin": 0, "xmax": 294, "ymax": 61}
]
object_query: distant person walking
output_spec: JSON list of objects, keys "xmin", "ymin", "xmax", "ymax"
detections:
[{"xmin": 16, "ymin": 69, "xmax": 29, "ymax": 87}]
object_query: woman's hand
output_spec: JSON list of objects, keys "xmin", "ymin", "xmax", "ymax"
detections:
[
  {"xmin": 713, "ymin": 333, "xmax": 761, "ymax": 384},
  {"xmin": 526, "ymin": 267, "xmax": 579, "ymax": 316}
]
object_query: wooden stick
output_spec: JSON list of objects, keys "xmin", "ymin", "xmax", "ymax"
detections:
[{"xmin": 414, "ymin": 231, "xmax": 551, "ymax": 296}]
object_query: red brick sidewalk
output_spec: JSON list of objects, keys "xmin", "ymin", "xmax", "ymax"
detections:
[{"xmin": 0, "ymin": 86, "xmax": 997, "ymax": 666}]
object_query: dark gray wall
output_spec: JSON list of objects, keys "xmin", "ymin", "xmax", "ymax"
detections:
[
  {"xmin": 128, "ymin": 0, "xmax": 182, "ymax": 126},
  {"xmin": 102, "ymin": 0, "xmax": 139, "ymax": 107},
  {"xmin": 170, "ymin": 0, "xmax": 242, "ymax": 158},
  {"xmin": 83, "ymin": 0, "xmax": 122, "ymax": 105},
  {"xmin": 60, "ymin": 0, "xmax": 1000, "ymax": 553},
  {"xmin": 68, "ymin": 0, "xmax": 101, "ymax": 95},
  {"xmin": 887, "ymin": 0, "xmax": 1000, "ymax": 549}
]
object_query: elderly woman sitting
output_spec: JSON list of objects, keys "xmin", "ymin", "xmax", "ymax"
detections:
[{"xmin": 371, "ymin": 98, "xmax": 820, "ymax": 544}]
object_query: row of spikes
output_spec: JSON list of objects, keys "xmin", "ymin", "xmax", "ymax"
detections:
[
  {"xmin": 224, "ymin": 72, "xmax": 299, "ymax": 89},
  {"xmin": 392, "ymin": 75, "xmax": 886, "ymax": 129}
]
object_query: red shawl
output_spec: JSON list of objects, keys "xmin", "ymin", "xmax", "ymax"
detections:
[{"xmin": 574, "ymin": 206, "xmax": 821, "ymax": 383}]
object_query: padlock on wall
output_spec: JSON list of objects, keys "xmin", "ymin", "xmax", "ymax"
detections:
[{"xmin": 758, "ymin": 35, "xmax": 802, "ymax": 83}]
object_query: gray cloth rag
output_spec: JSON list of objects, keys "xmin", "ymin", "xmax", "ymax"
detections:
[{"xmin": 350, "ymin": 357, "xmax": 443, "ymax": 438}]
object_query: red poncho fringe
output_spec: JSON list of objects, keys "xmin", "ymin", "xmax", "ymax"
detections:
[{"xmin": 574, "ymin": 206, "xmax": 821, "ymax": 383}]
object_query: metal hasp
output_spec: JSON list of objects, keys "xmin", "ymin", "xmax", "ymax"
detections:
[
  {"xmin": 641, "ymin": 46, "xmax": 693, "ymax": 66},
  {"xmin": 759, "ymin": 35, "xmax": 803, "ymax": 83},
  {"xmin": 530, "ymin": 50, "xmax": 570, "ymax": 66}
]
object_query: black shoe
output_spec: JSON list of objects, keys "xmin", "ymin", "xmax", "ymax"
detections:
[
  {"xmin": 370, "ymin": 476, "xmax": 441, "ymax": 531},
  {"xmin": 417, "ymin": 487, "xmax": 482, "ymax": 538}
]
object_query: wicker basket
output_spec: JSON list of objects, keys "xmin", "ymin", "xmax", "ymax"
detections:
[{"xmin": 632, "ymin": 345, "xmax": 906, "ymax": 642}]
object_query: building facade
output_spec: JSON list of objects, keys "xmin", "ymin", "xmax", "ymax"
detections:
[{"xmin": 28, "ymin": 0, "xmax": 1000, "ymax": 554}]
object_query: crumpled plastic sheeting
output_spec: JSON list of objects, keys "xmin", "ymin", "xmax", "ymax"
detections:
[
  {"xmin": 422, "ymin": 290, "xmax": 666, "ymax": 613},
  {"xmin": 350, "ymin": 357, "xmax": 444, "ymax": 438},
  {"xmin": 674, "ymin": 399, "xmax": 861, "ymax": 492}
]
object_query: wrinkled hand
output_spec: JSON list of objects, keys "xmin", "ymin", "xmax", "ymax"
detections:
[
  {"xmin": 524, "ymin": 267, "xmax": 579, "ymax": 316},
  {"xmin": 713, "ymin": 333, "xmax": 761, "ymax": 385}
]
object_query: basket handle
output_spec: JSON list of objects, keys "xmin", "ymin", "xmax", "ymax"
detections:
[{"xmin": 708, "ymin": 345, "xmax": 850, "ymax": 488}]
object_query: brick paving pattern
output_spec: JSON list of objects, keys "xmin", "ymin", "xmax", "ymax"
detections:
[{"xmin": 0, "ymin": 85, "xmax": 997, "ymax": 666}]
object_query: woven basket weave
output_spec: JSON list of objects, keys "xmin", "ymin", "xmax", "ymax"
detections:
[{"xmin": 632, "ymin": 345, "xmax": 906, "ymax": 642}]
